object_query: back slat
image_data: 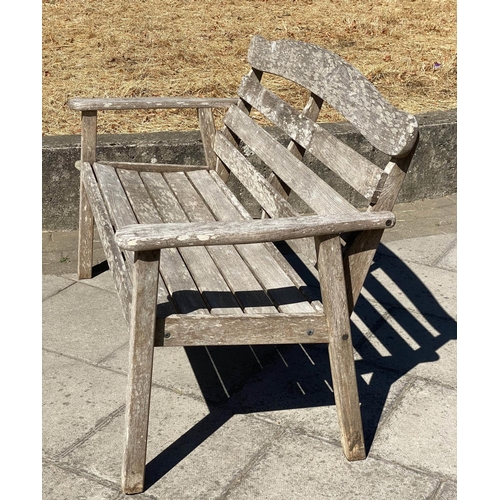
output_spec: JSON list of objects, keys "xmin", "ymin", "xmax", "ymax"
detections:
[
  {"xmin": 238, "ymin": 72, "xmax": 387, "ymax": 202},
  {"xmin": 247, "ymin": 35, "xmax": 418, "ymax": 157},
  {"xmin": 223, "ymin": 105, "xmax": 357, "ymax": 216},
  {"xmin": 214, "ymin": 132, "xmax": 299, "ymax": 219}
]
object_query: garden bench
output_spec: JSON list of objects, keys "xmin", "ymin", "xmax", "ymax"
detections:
[{"xmin": 68, "ymin": 35, "xmax": 419, "ymax": 494}]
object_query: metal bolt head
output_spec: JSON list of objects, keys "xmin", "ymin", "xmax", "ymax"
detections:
[
  {"xmin": 164, "ymin": 332, "xmax": 171, "ymax": 339},
  {"xmin": 342, "ymin": 334, "xmax": 349, "ymax": 340},
  {"xmin": 306, "ymin": 329, "xmax": 314, "ymax": 336}
]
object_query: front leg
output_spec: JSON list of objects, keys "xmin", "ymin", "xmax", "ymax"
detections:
[{"xmin": 122, "ymin": 250, "xmax": 161, "ymax": 494}]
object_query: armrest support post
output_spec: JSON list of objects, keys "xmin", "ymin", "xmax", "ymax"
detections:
[{"xmin": 77, "ymin": 110, "xmax": 97, "ymax": 279}]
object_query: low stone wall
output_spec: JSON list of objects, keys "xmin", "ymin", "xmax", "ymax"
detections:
[{"xmin": 42, "ymin": 108, "xmax": 456, "ymax": 231}]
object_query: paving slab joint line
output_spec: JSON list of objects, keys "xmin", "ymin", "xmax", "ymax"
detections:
[
  {"xmin": 43, "ymin": 457, "xmax": 125, "ymax": 498},
  {"xmin": 96, "ymin": 340, "xmax": 130, "ymax": 366},
  {"xmin": 429, "ymin": 480, "xmax": 458, "ymax": 500},
  {"xmin": 366, "ymin": 451, "xmax": 456, "ymax": 485},
  {"xmin": 217, "ymin": 426, "xmax": 287, "ymax": 499},
  {"xmin": 367, "ymin": 375, "xmax": 419, "ymax": 442},
  {"xmin": 430, "ymin": 235, "xmax": 457, "ymax": 268},
  {"xmin": 247, "ymin": 408, "xmax": 347, "ymax": 451},
  {"xmin": 57, "ymin": 404, "xmax": 126, "ymax": 459},
  {"xmin": 42, "ymin": 279, "xmax": 78, "ymax": 302}
]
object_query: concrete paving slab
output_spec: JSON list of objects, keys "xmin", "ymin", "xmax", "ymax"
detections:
[
  {"xmin": 379, "ymin": 234, "xmax": 457, "ymax": 270},
  {"xmin": 144, "ymin": 414, "xmax": 280, "ymax": 499},
  {"xmin": 65, "ymin": 383, "xmax": 280, "ymax": 498},
  {"xmin": 42, "ymin": 281, "xmax": 128, "ymax": 364},
  {"xmin": 370, "ymin": 378, "xmax": 457, "ymax": 480},
  {"xmin": 434, "ymin": 244, "xmax": 457, "ymax": 272},
  {"xmin": 367, "ymin": 256, "xmax": 457, "ymax": 320},
  {"xmin": 62, "ymin": 269, "xmax": 118, "ymax": 294},
  {"xmin": 225, "ymin": 430, "xmax": 440, "ymax": 500},
  {"xmin": 356, "ymin": 308, "xmax": 457, "ymax": 387},
  {"xmin": 64, "ymin": 386, "xmax": 210, "ymax": 485},
  {"xmin": 43, "ymin": 463, "xmax": 119, "ymax": 500},
  {"xmin": 101, "ymin": 343, "xmax": 280, "ymax": 405},
  {"xmin": 42, "ymin": 274, "xmax": 75, "ymax": 301},
  {"xmin": 42, "ymin": 350, "xmax": 126, "ymax": 458},
  {"xmin": 101, "ymin": 345, "xmax": 205, "ymax": 399},
  {"xmin": 435, "ymin": 481, "xmax": 458, "ymax": 500},
  {"xmin": 228, "ymin": 343, "xmax": 412, "ymax": 450}
]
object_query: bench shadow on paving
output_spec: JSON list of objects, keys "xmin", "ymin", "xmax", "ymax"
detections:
[{"xmin": 132, "ymin": 241, "xmax": 457, "ymax": 491}]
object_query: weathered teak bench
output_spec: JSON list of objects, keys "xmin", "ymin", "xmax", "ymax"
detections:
[{"xmin": 68, "ymin": 35, "xmax": 419, "ymax": 494}]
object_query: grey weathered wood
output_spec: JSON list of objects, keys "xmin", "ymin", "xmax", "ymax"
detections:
[
  {"xmin": 122, "ymin": 250, "xmax": 160, "ymax": 494},
  {"xmin": 213, "ymin": 132, "xmax": 300, "ymax": 220},
  {"xmin": 116, "ymin": 168, "xmax": 206, "ymax": 316},
  {"xmin": 214, "ymin": 69, "xmax": 263, "ymax": 182},
  {"xmin": 68, "ymin": 97, "xmax": 239, "ymax": 111},
  {"xmin": 81, "ymin": 162, "xmax": 132, "ymax": 319},
  {"xmin": 115, "ymin": 169, "xmax": 179, "ymax": 318},
  {"xmin": 77, "ymin": 111, "xmax": 97, "ymax": 279},
  {"xmin": 98, "ymin": 161, "xmax": 208, "ymax": 173},
  {"xmin": 93, "ymin": 163, "xmax": 172, "ymax": 312},
  {"xmin": 158, "ymin": 313, "xmax": 329, "ymax": 346},
  {"xmin": 265, "ymin": 92, "xmax": 323, "ymax": 204},
  {"xmin": 207, "ymin": 170, "xmax": 323, "ymax": 311},
  {"xmin": 139, "ymin": 172, "xmax": 209, "ymax": 316},
  {"xmin": 115, "ymin": 211, "xmax": 395, "ymax": 251},
  {"xmin": 238, "ymin": 72, "xmax": 387, "ymax": 202},
  {"xmin": 197, "ymin": 107, "xmax": 218, "ymax": 169},
  {"xmin": 223, "ymin": 105, "xmax": 357, "ymax": 216},
  {"xmin": 187, "ymin": 170, "xmax": 316, "ymax": 314},
  {"xmin": 164, "ymin": 171, "xmax": 277, "ymax": 314},
  {"xmin": 247, "ymin": 35, "xmax": 418, "ymax": 157},
  {"xmin": 316, "ymin": 234, "xmax": 366, "ymax": 461}
]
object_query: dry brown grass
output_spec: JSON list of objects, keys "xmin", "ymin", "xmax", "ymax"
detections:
[{"xmin": 42, "ymin": 0, "xmax": 456, "ymax": 136}]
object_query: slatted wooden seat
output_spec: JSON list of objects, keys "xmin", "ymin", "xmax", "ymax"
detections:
[{"xmin": 68, "ymin": 35, "xmax": 419, "ymax": 494}]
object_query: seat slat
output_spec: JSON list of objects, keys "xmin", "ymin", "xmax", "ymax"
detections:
[
  {"xmin": 81, "ymin": 162, "xmax": 132, "ymax": 319},
  {"xmin": 115, "ymin": 168, "xmax": 207, "ymax": 316},
  {"xmin": 208, "ymin": 170, "xmax": 323, "ymax": 312},
  {"xmin": 164, "ymin": 171, "xmax": 278, "ymax": 314},
  {"xmin": 223, "ymin": 105, "xmax": 358, "ymax": 216},
  {"xmin": 238, "ymin": 72, "xmax": 387, "ymax": 202},
  {"xmin": 93, "ymin": 163, "xmax": 175, "ymax": 317},
  {"xmin": 188, "ymin": 169, "xmax": 317, "ymax": 314},
  {"xmin": 118, "ymin": 169, "xmax": 236, "ymax": 316}
]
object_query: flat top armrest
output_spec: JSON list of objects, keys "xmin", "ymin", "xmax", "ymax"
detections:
[
  {"xmin": 114, "ymin": 212, "xmax": 395, "ymax": 252},
  {"xmin": 67, "ymin": 97, "xmax": 239, "ymax": 111}
]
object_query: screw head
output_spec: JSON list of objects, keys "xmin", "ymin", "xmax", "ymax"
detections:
[
  {"xmin": 342, "ymin": 334, "xmax": 349, "ymax": 340},
  {"xmin": 164, "ymin": 332, "xmax": 171, "ymax": 339},
  {"xmin": 306, "ymin": 329, "xmax": 314, "ymax": 336}
]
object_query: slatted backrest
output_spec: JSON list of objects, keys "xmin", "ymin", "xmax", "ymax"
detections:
[{"xmin": 213, "ymin": 35, "xmax": 419, "ymax": 220}]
